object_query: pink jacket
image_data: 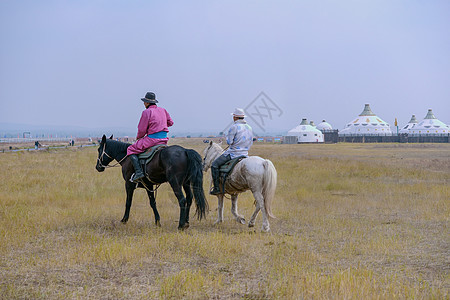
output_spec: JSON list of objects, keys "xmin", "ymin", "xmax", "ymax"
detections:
[
  {"xmin": 127, "ymin": 106, "xmax": 173, "ymax": 156},
  {"xmin": 136, "ymin": 106, "xmax": 173, "ymax": 139}
]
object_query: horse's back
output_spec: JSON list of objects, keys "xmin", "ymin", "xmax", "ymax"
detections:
[
  {"xmin": 156, "ymin": 145, "xmax": 183, "ymax": 163},
  {"xmin": 158, "ymin": 145, "xmax": 203, "ymax": 175},
  {"xmin": 238, "ymin": 156, "xmax": 267, "ymax": 175},
  {"xmin": 228, "ymin": 156, "xmax": 265, "ymax": 181}
]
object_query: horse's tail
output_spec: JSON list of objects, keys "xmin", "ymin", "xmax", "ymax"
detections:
[
  {"xmin": 262, "ymin": 159, "xmax": 277, "ymax": 219},
  {"xmin": 186, "ymin": 149, "xmax": 209, "ymax": 220}
]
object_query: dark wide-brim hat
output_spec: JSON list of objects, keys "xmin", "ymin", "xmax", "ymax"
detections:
[{"xmin": 141, "ymin": 92, "xmax": 158, "ymax": 103}]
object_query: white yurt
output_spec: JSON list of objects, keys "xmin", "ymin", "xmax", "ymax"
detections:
[
  {"xmin": 339, "ymin": 104, "xmax": 392, "ymax": 135},
  {"xmin": 399, "ymin": 115, "xmax": 418, "ymax": 134},
  {"xmin": 316, "ymin": 120, "xmax": 333, "ymax": 131},
  {"xmin": 408, "ymin": 109, "xmax": 449, "ymax": 134},
  {"xmin": 287, "ymin": 118, "xmax": 324, "ymax": 143}
]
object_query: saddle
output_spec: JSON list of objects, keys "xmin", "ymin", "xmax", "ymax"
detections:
[
  {"xmin": 219, "ymin": 156, "xmax": 246, "ymax": 193},
  {"xmin": 137, "ymin": 144, "xmax": 167, "ymax": 172}
]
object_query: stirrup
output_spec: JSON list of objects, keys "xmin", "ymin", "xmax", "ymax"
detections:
[
  {"xmin": 209, "ymin": 187, "xmax": 221, "ymax": 195},
  {"xmin": 131, "ymin": 172, "xmax": 145, "ymax": 183}
]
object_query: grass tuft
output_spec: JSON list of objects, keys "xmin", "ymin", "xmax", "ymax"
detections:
[{"xmin": 0, "ymin": 140, "xmax": 448, "ymax": 298}]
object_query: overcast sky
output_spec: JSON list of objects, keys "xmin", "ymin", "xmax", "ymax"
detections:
[{"xmin": 1, "ymin": 0, "xmax": 449, "ymax": 135}]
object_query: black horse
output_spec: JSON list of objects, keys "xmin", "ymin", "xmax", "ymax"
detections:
[{"xmin": 95, "ymin": 135, "xmax": 208, "ymax": 230}]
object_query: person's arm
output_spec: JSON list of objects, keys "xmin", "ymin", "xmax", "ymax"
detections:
[
  {"xmin": 166, "ymin": 110, "xmax": 174, "ymax": 127},
  {"xmin": 136, "ymin": 110, "xmax": 149, "ymax": 139},
  {"xmin": 226, "ymin": 125, "xmax": 237, "ymax": 146}
]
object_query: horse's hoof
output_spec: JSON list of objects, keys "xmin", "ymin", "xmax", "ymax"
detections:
[
  {"xmin": 155, "ymin": 220, "xmax": 161, "ymax": 227},
  {"xmin": 178, "ymin": 223, "xmax": 189, "ymax": 230},
  {"xmin": 238, "ymin": 218, "xmax": 246, "ymax": 225},
  {"xmin": 214, "ymin": 220, "xmax": 223, "ymax": 225},
  {"xmin": 248, "ymin": 223, "xmax": 255, "ymax": 228},
  {"xmin": 121, "ymin": 219, "xmax": 128, "ymax": 224}
]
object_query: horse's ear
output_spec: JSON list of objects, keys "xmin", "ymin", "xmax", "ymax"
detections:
[
  {"xmin": 109, "ymin": 135, "xmax": 113, "ymax": 139},
  {"xmin": 101, "ymin": 135, "xmax": 106, "ymax": 144},
  {"xmin": 209, "ymin": 141, "xmax": 213, "ymax": 146}
]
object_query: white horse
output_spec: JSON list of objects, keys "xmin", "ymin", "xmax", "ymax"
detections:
[{"xmin": 202, "ymin": 142, "xmax": 277, "ymax": 232}]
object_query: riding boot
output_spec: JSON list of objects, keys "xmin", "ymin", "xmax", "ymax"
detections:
[
  {"xmin": 130, "ymin": 154, "xmax": 145, "ymax": 183},
  {"xmin": 210, "ymin": 167, "xmax": 222, "ymax": 195}
]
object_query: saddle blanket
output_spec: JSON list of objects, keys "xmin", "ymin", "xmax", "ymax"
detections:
[
  {"xmin": 137, "ymin": 144, "xmax": 167, "ymax": 165},
  {"xmin": 219, "ymin": 156, "xmax": 245, "ymax": 174}
]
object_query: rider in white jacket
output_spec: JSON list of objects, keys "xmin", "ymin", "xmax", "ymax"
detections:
[{"xmin": 210, "ymin": 108, "xmax": 253, "ymax": 195}]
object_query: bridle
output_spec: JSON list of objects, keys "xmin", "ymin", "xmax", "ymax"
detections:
[
  {"xmin": 97, "ymin": 141, "xmax": 162, "ymax": 194},
  {"xmin": 202, "ymin": 144, "xmax": 213, "ymax": 169},
  {"xmin": 97, "ymin": 142, "xmax": 127, "ymax": 169}
]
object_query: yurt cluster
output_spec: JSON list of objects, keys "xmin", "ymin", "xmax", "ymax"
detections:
[{"xmin": 284, "ymin": 104, "xmax": 449, "ymax": 143}]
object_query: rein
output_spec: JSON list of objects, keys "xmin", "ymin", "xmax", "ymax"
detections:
[
  {"xmin": 98, "ymin": 142, "xmax": 128, "ymax": 168},
  {"xmin": 139, "ymin": 181, "xmax": 162, "ymax": 194}
]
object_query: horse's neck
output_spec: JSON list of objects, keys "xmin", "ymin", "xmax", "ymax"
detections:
[
  {"xmin": 211, "ymin": 145, "xmax": 224, "ymax": 159},
  {"xmin": 107, "ymin": 140, "xmax": 129, "ymax": 160}
]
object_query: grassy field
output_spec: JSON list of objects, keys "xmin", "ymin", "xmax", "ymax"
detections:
[{"xmin": 0, "ymin": 139, "xmax": 448, "ymax": 299}]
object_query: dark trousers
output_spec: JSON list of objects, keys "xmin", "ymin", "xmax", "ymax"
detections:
[{"xmin": 211, "ymin": 154, "xmax": 231, "ymax": 187}]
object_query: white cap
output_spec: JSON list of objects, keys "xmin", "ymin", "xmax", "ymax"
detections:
[{"xmin": 231, "ymin": 108, "xmax": 246, "ymax": 117}]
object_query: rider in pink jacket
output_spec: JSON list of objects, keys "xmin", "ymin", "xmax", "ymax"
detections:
[{"xmin": 128, "ymin": 92, "xmax": 173, "ymax": 182}]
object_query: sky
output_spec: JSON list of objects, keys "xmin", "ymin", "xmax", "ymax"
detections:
[{"xmin": 1, "ymin": 0, "xmax": 449, "ymax": 136}]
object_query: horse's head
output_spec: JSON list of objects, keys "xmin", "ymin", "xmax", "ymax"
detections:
[
  {"xmin": 202, "ymin": 141, "xmax": 223, "ymax": 172},
  {"xmin": 96, "ymin": 134, "xmax": 114, "ymax": 172}
]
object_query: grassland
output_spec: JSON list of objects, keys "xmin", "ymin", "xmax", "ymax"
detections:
[{"xmin": 0, "ymin": 139, "xmax": 448, "ymax": 299}]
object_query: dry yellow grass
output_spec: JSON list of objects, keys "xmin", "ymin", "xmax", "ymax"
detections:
[{"xmin": 0, "ymin": 140, "xmax": 448, "ymax": 299}]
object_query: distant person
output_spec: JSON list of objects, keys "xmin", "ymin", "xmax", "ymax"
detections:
[
  {"xmin": 127, "ymin": 92, "xmax": 174, "ymax": 183},
  {"xmin": 71, "ymin": 139, "xmax": 74, "ymax": 146},
  {"xmin": 34, "ymin": 141, "xmax": 40, "ymax": 150},
  {"xmin": 210, "ymin": 108, "xmax": 253, "ymax": 195}
]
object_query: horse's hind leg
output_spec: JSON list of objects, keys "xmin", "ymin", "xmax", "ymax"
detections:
[
  {"xmin": 248, "ymin": 202, "xmax": 260, "ymax": 228},
  {"xmin": 122, "ymin": 181, "xmax": 136, "ymax": 223},
  {"xmin": 168, "ymin": 180, "xmax": 189, "ymax": 230},
  {"xmin": 146, "ymin": 189, "xmax": 160, "ymax": 227},
  {"xmin": 183, "ymin": 181, "xmax": 193, "ymax": 227},
  {"xmin": 251, "ymin": 191, "xmax": 270, "ymax": 232},
  {"xmin": 231, "ymin": 195, "xmax": 246, "ymax": 225}
]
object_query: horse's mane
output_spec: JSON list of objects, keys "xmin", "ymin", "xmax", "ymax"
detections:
[
  {"xmin": 204, "ymin": 142, "xmax": 224, "ymax": 157},
  {"xmin": 106, "ymin": 139, "xmax": 131, "ymax": 154},
  {"xmin": 211, "ymin": 142, "xmax": 224, "ymax": 152}
]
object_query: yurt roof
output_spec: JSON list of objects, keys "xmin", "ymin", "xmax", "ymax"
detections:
[
  {"xmin": 340, "ymin": 104, "xmax": 392, "ymax": 135},
  {"xmin": 288, "ymin": 118, "xmax": 323, "ymax": 135},
  {"xmin": 316, "ymin": 120, "xmax": 333, "ymax": 130},
  {"xmin": 409, "ymin": 109, "xmax": 449, "ymax": 133},
  {"xmin": 408, "ymin": 115, "xmax": 418, "ymax": 123},
  {"xmin": 399, "ymin": 115, "xmax": 418, "ymax": 133},
  {"xmin": 424, "ymin": 109, "xmax": 436, "ymax": 119},
  {"xmin": 359, "ymin": 104, "xmax": 376, "ymax": 116}
]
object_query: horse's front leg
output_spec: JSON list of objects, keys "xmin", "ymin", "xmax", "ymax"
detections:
[
  {"xmin": 122, "ymin": 181, "xmax": 136, "ymax": 223},
  {"xmin": 183, "ymin": 182, "xmax": 193, "ymax": 227},
  {"xmin": 146, "ymin": 187, "xmax": 160, "ymax": 227},
  {"xmin": 214, "ymin": 194, "xmax": 224, "ymax": 225},
  {"xmin": 231, "ymin": 194, "xmax": 246, "ymax": 225}
]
